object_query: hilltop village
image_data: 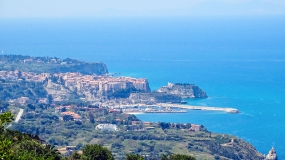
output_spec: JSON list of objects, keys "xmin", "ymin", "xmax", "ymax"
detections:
[
  {"xmin": 0, "ymin": 54, "xmax": 208, "ymax": 106},
  {"xmin": 0, "ymin": 68, "xmax": 208, "ymax": 104},
  {"xmin": 0, "ymin": 70, "xmax": 149, "ymax": 101}
]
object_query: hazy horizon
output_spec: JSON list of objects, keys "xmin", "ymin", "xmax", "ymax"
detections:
[
  {"xmin": 1, "ymin": 0, "xmax": 285, "ymax": 18},
  {"xmin": 1, "ymin": 0, "xmax": 285, "ymax": 159}
]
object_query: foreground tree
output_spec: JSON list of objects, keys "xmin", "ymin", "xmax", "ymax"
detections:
[
  {"xmin": 14, "ymin": 140, "xmax": 61, "ymax": 160},
  {"xmin": 0, "ymin": 111, "xmax": 14, "ymax": 159},
  {"xmin": 0, "ymin": 138, "xmax": 13, "ymax": 159},
  {"xmin": 67, "ymin": 151, "xmax": 82, "ymax": 160},
  {"xmin": 0, "ymin": 111, "xmax": 62, "ymax": 160},
  {"xmin": 82, "ymin": 144, "xmax": 114, "ymax": 160},
  {"xmin": 0, "ymin": 111, "xmax": 13, "ymax": 131}
]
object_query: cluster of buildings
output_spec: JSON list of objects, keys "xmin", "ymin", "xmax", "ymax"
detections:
[
  {"xmin": 189, "ymin": 124, "xmax": 201, "ymax": 132},
  {"xmin": 61, "ymin": 111, "xmax": 82, "ymax": 121},
  {"xmin": 0, "ymin": 70, "xmax": 50, "ymax": 82},
  {"xmin": 52, "ymin": 103, "xmax": 201, "ymax": 133},
  {"xmin": 54, "ymin": 105, "xmax": 83, "ymax": 121},
  {"xmin": 58, "ymin": 72, "xmax": 149, "ymax": 92},
  {"xmin": 54, "ymin": 72, "xmax": 150, "ymax": 96},
  {"xmin": 23, "ymin": 58, "xmax": 63, "ymax": 64},
  {"xmin": 8, "ymin": 97, "xmax": 48, "ymax": 106},
  {"xmin": 0, "ymin": 70, "xmax": 150, "ymax": 95},
  {"xmin": 0, "ymin": 69, "xmax": 151, "ymax": 101}
]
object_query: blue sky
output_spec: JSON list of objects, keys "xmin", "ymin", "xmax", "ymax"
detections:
[{"xmin": 1, "ymin": 0, "xmax": 285, "ymax": 18}]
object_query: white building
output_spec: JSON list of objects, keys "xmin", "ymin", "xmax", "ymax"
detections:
[{"xmin": 95, "ymin": 124, "xmax": 119, "ymax": 131}]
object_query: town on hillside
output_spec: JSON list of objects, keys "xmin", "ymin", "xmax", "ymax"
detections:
[{"xmin": 0, "ymin": 55, "xmax": 265, "ymax": 160}]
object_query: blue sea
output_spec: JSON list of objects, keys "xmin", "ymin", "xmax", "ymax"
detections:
[{"xmin": 1, "ymin": 17, "xmax": 285, "ymax": 158}]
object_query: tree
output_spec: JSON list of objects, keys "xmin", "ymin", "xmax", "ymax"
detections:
[
  {"xmin": 63, "ymin": 115, "xmax": 74, "ymax": 121},
  {"xmin": 126, "ymin": 154, "xmax": 145, "ymax": 160},
  {"xmin": 75, "ymin": 143, "xmax": 84, "ymax": 150},
  {"xmin": 47, "ymin": 94, "xmax": 53, "ymax": 104},
  {"xmin": 43, "ymin": 144, "xmax": 61, "ymax": 160},
  {"xmin": 0, "ymin": 111, "xmax": 14, "ymax": 131},
  {"xmin": 0, "ymin": 139, "xmax": 13, "ymax": 159},
  {"xmin": 27, "ymin": 104, "xmax": 36, "ymax": 110},
  {"xmin": 159, "ymin": 122, "xmax": 170, "ymax": 130},
  {"xmin": 82, "ymin": 144, "xmax": 114, "ymax": 160},
  {"xmin": 1, "ymin": 111, "xmax": 61, "ymax": 160},
  {"xmin": 17, "ymin": 70, "xmax": 22, "ymax": 78},
  {"xmin": 15, "ymin": 140, "xmax": 61, "ymax": 160},
  {"xmin": 88, "ymin": 112, "xmax": 95, "ymax": 124},
  {"xmin": 61, "ymin": 107, "xmax": 67, "ymax": 112},
  {"xmin": 68, "ymin": 151, "xmax": 82, "ymax": 160}
]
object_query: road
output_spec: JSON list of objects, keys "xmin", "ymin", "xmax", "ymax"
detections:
[
  {"xmin": 5, "ymin": 108, "xmax": 24, "ymax": 129},
  {"xmin": 15, "ymin": 108, "xmax": 24, "ymax": 123}
]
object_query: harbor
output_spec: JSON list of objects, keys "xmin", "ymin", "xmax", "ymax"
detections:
[{"xmin": 123, "ymin": 107, "xmax": 187, "ymax": 114}]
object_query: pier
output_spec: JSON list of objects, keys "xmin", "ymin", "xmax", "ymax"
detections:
[{"xmin": 123, "ymin": 108, "xmax": 188, "ymax": 114}]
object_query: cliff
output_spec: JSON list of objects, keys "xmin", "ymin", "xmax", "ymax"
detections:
[
  {"xmin": 157, "ymin": 82, "xmax": 208, "ymax": 98},
  {"xmin": 44, "ymin": 79, "xmax": 73, "ymax": 101}
]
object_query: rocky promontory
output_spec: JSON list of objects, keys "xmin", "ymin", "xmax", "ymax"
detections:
[
  {"xmin": 266, "ymin": 147, "xmax": 277, "ymax": 160},
  {"xmin": 127, "ymin": 83, "xmax": 208, "ymax": 104},
  {"xmin": 157, "ymin": 82, "xmax": 208, "ymax": 98}
]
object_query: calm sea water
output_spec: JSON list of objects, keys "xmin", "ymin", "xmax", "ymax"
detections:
[{"xmin": 0, "ymin": 17, "xmax": 285, "ymax": 158}]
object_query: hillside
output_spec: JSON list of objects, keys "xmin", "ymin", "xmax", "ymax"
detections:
[
  {"xmin": 1, "ymin": 111, "xmax": 197, "ymax": 160},
  {"xmin": 0, "ymin": 55, "xmax": 108, "ymax": 75},
  {"xmin": 8, "ymin": 103, "xmax": 264, "ymax": 160}
]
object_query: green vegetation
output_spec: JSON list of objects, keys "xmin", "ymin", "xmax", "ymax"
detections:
[
  {"xmin": 4, "ymin": 101, "xmax": 263, "ymax": 160},
  {"xmin": 81, "ymin": 144, "xmax": 114, "ymax": 160},
  {"xmin": 0, "ymin": 84, "xmax": 264, "ymax": 160},
  {"xmin": 161, "ymin": 154, "xmax": 196, "ymax": 160},
  {"xmin": 0, "ymin": 111, "xmax": 13, "ymax": 129},
  {"xmin": 0, "ymin": 55, "xmax": 108, "ymax": 75},
  {"xmin": 1, "ymin": 111, "xmax": 198, "ymax": 160},
  {"xmin": 0, "ymin": 79, "xmax": 47, "ymax": 101},
  {"xmin": 125, "ymin": 154, "xmax": 144, "ymax": 160},
  {"xmin": 0, "ymin": 111, "xmax": 61, "ymax": 159}
]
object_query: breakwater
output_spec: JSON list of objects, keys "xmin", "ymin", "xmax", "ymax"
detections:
[
  {"xmin": 112, "ymin": 103, "xmax": 240, "ymax": 114},
  {"xmin": 123, "ymin": 109, "xmax": 188, "ymax": 114}
]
